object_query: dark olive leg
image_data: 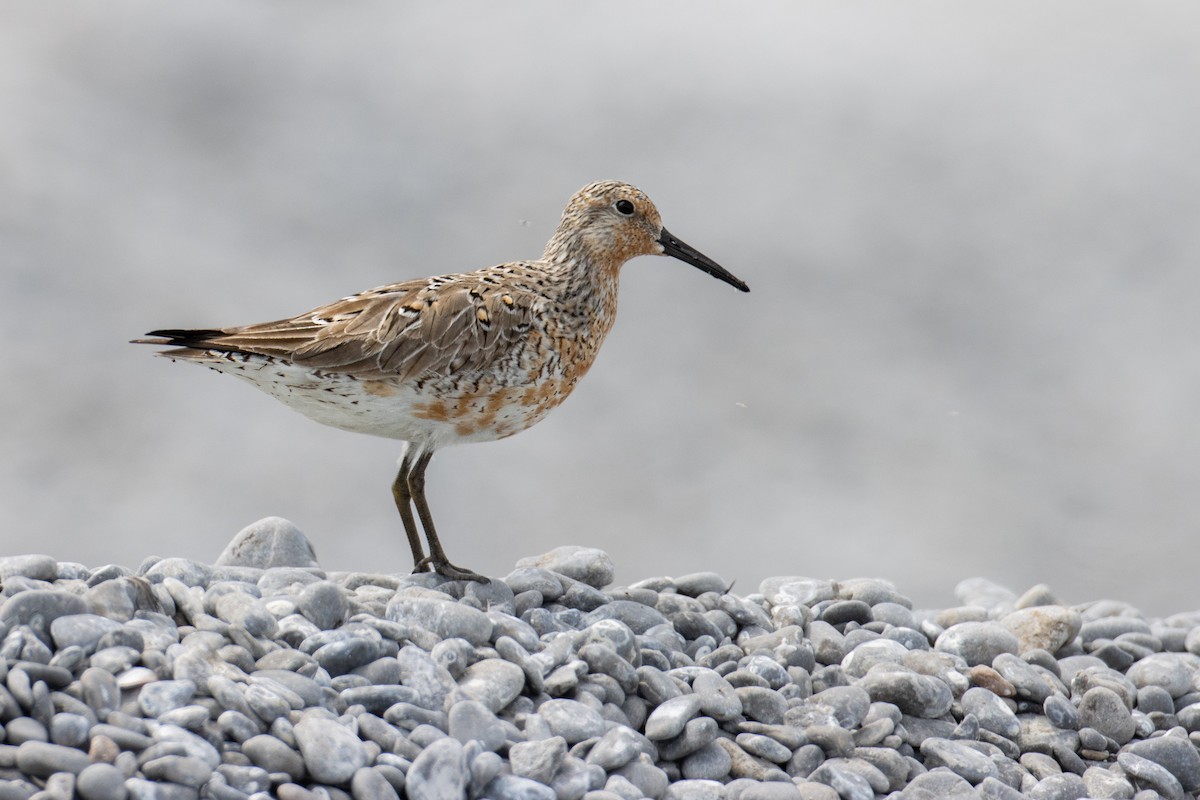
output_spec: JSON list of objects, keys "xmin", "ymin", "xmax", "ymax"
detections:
[
  {"xmin": 391, "ymin": 452, "xmax": 428, "ymax": 569},
  {"xmin": 407, "ymin": 451, "xmax": 486, "ymax": 582}
]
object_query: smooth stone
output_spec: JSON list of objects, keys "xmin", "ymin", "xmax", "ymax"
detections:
[
  {"xmin": 735, "ymin": 686, "xmax": 787, "ymax": 724},
  {"xmin": 14, "ymin": 740, "xmax": 91, "ymax": 775},
  {"xmin": 387, "ymin": 593, "xmax": 493, "ymax": 646},
  {"xmin": 49, "ymin": 713, "xmax": 91, "ymax": 748},
  {"xmin": 1116, "ymin": 752, "xmax": 1185, "ymax": 799},
  {"xmin": 76, "ymin": 761, "xmax": 128, "ymax": 800},
  {"xmin": 351, "ymin": 766, "xmax": 402, "ymax": 800},
  {"xmin": 456, "ymin": 658, "xmax": 525, "ymax": 713},
  {"xmin": 673, "ymin": 573, "xmax": 729, "ymax": 597},
  {"xmin": 993, "ymin": 653, "xmax": 1057, "ymax": 703},
  {"xmin": 0, "ymin": 555, "xmax": 57, "ymax": 582},
  {"xmin": 448, "ymin": 700, "xmax": 507, "ymax": 752},
  {"xmin": 1082, "ymin": 765, "xmax": 1135, "ymax": 798},
  {"xmin": 1080, "ymin": 617, "xmax": 1152, "ymax": 645},
  {"xmin": 935, "ymin": 622, "xmax": 1020, "ymax": 667},
  {"xmin": 1126, "ymin": 654, "xmax": 1195, "ymax": 698},
  {"xmin": 295, "ymin": 581, "xmax": 349, "ymax": 630},
  {"xmin": 859, "ymin": 668, "xmax": 953, "ymax": 718},
  {"xmin": 49, "ymin": 614, "xmax": 122, "ymax": 652},
  {"xmin": 1078, "ymin": 687, "xmax": 1136, "ymax": 745},
  {"xmin": 681, "ymin": 741, "xmax": 733, "ymax": 781},
  {"xmin": 1043, "ymin": 693, "xmax": 1080, "ymax": 731},
  {"xmin": 0, "ymin": 591, "xmax": 89, "ymax": 637},
  {"xmin": 138, "ymin": 679, "xmax": 195, "ymax": 717},
  {"xmin": 586, "ymin": 726, "xmax": 653, "ymax": 771},
  {"xmin": 293, "ymin": 715, "xmax": 367, "ymax": 784},
  {"xmin": 509, "ymin": 736, "xmax": 567, "ymax": 784},
  {"xmin": 516, "ymin": 547, "xmax": 615, "ymax": 589},
  {"xmin": 1123, "ymin": 733, "xmax": 1200, "ymax": 792},
  {"xmin": 644, "ymin": 694, "xmax": 704, "ymax": 740},
  {"xmin": 999, "ymin": 607, "xmax": 1082, "ymax": 655},
  {"xmin": 537, "ymin": 699, "xmax": 607, "ymax": 744},
  {"xmin": 314, "ymin": 638, "xmax": 380, "ymax": 676},
  {"xmin": 961, "ymin": 687, "xmax": 1021, "ymax": 739},
  {"xmin": 582, "ymin": 601, "xmax": 669, "ymax": 634},
  {"xmin": 692, "ymin": 671, "xmax": 742, "ymax": 721},
  {"xmin": 242, "ymin": 734, "xmax": 306, "ymax": 780},
  {"xmin": 213, "ymin": 592, "xmax": 278, "ymax": 639},
  {"xmin": 485, "ymin": 774, "xmax": 557, "ymax": 800},
  {"xmin": 736, "ymin": 732, "xmax": 792, "ymax": 764},
  {"xmin": 142, "ymin": 754, "xmax": 214, "ymax": 788},
  {"xmin": 407, "ymin": 737, "xmax": 468, "ymax": 800},
  {"xmin": 808, "ymin": 760, "xmax": 875, "ymax": 800},
  {"xmin": 215, "ymin": 517, "xmax": 319, "ymax": 569},
  {"xmin": 663, "ymin": 779, "xmax": 725, "ymax": 800},
  {"xmin": 6, "ymin": 717, "xmax": 48, "ymax": 744},
  {"xmin": 919, "ymin": 737, "xmax": 998, "ymax": 784},
  {"xmin": 658, "ymin": 717, "xmax": 719, "ymax": 761}
]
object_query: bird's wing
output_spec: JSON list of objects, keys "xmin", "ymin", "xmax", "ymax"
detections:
[{"xmin": 142, "ymin": 272, "xmax": 545, "ymax": 382}]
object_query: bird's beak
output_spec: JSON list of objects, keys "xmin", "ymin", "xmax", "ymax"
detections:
[{"xmin": 658, "ymin": 228, "xmax": 749, "ymax": 292}]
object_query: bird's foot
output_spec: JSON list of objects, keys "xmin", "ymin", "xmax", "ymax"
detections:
[{"xmin": 413, "ymin": 557, "xmax": 488, "ymax": 583}]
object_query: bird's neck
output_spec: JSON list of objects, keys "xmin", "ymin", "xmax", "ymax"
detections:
[{"xmin": 542, "ymin": 236, "xmax": 622, "ymax": 311}]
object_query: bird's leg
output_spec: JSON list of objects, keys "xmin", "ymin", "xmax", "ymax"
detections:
[
  {"xmin": 391, "ymin": 451, "xmax": 428, "ymax": 570},
  {"xmin": 408, "ymin": 451, "xmax": 487, "ymax": 582}
]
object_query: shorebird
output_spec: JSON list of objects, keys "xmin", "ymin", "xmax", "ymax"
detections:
[{"xmin": 135, "ymin": 180, "xmax": 749, "ymax": 580}]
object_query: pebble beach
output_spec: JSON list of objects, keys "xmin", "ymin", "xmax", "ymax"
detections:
[{"xmin": 2, "ymin": 517, "xmax": 1199, "ymax": 800}]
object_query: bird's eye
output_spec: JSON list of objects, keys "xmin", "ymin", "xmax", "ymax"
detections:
[{"xmin": 614, "ymin": 199, "xmax": 635, "ymax": 216}]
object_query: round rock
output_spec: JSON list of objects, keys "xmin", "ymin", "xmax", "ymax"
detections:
[
  {"xmin": 293, "ymin": 715, "xmax": 367, "ymax": 784},
  {"xmin": 215, "ymin": 517, "xmax": 319, "ymax": 569},
  {"xmin": 935, "ymin": 622, "xmax": 1020, "ymax": 667}
]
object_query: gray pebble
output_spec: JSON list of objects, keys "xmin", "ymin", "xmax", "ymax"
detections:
[
  {"xmin": 1043, "ymin": 694, "xmax": 1080, "ymax": 731},
  {"xmin": 735, "ymin": 686, "xmax": 787, "ymax": 724},
  {"xmin": 1123, "ymin": 732, "xmax": 1200, "ymax": 792},
  {"xmin": 919, "ymin": 737, "xmax": 998, "ymax": 783},
  {"xmin": 1117, "ymin": 751, "xmax": 1185, "ymax": 799},
  {"xmin": 1082, "ymin": 765, "xmax": 1135, "ymax": 798},
  {"xmin": 586, "ymin": 726, "xmax": 652, "ymax": 771},
  {"xmin": 1079, "ymin": 686, "xmax": 1136, "ymax": 745},
  {"xmin": 859, "ymin": 668, "xmax": 952, "ymax": 718},
  {"xmin": 961, "ymin": 687, "xmax": 1020, "ymax": 739},
  {"xmin": 509, "ymin": 735, "xmax": 566, "ymax": 784},
  {"xmin": 76, "ymin": 762, "xmax": 128, "ymax": 800},
  {"xmin": 48, "ymin": 614, "xmax": 122, "ymax": 652},
  {"xmin": 448, "ymin": 700, "xmax": 507, "ymax": 751},
  {"xmin": 406, "ymin": 736, "xmax": 468, "ymax": 800},
  {"xmin": 142, "ymin": 754, "xmax": 214, "ymax": 788},
  {"xmin": 293, "ymin": 714, "xmax": 367, "ymax": 785},
  {"xmin": 735, "ymin": 732, "xmax": 791, "ymax": 763},
  {"xmin": 935, "ymin": 622, "xmax": 1020, "ymax": 667},
  {"xmin": 537, "ymin": 698, "xmax": 607, "ymax": 743},
  {"xmin": 516, "ymin": 547, "xmax": 615, "ymax": 589},
  {"xmin": 808, "ymin": 760, "xmax": 874, "ymax": 800},
  {"xmin": 1027, "ymin": 772, "xmax": 1088, "ymax": 800},
  {"xmin": 658, "ymin": 716, "xmax": 718, "ymax": 761},
  {"xmin": 644, "ymin": 693, "xmax": 703, "ymax": 740},
  {"xmin": 1126, "ymin": 653, "xmax": 1195, "ymax": 698},
  {"xmin": 214, "ymin": 517, "xmax": 318, "ymax": 569},
  {"xmin": 14, "ymin": 740, "xmax": 90, "ymax": 775},
  {"xmin": 387, "ymin": 593, "xmax": 493, "ymax": 646},
  {"xmin": 680, "ymin": 740, "xmax": 732, "ymax": 780},
  {"xmin": 137, "ymin": 679, "xmax": 195, "ymax": 717},
  {"xmin": 999, "ymin": 607, "xmax": 1081, "ymax": 655},
  {"xmin": 486, "ymin": 773, "xmax": 557, "ymax": 800}
]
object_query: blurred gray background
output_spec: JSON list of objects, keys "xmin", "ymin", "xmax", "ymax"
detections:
[{"xmin": 2, "ymin": 1, "xmax": 1198, "ymax": 614}]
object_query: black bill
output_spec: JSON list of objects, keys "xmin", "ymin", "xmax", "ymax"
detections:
[{"xmin": 658, "ymin": 228, "xmax": 749, "ymax": 292}]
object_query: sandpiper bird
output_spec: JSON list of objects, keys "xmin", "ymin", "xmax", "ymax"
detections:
[{"xmin": 135, "ymin": 180, "xmax": 749, "ymax": 580}]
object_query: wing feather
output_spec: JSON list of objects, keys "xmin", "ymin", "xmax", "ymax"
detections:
[{"xmin": 142, "ymin": 269, "xmax": 548, "ymax": 382}]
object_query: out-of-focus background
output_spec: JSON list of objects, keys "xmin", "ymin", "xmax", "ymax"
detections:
[{"xmin": 2, "ymin": 2, "xmax": 1198, "ymax": 614}]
